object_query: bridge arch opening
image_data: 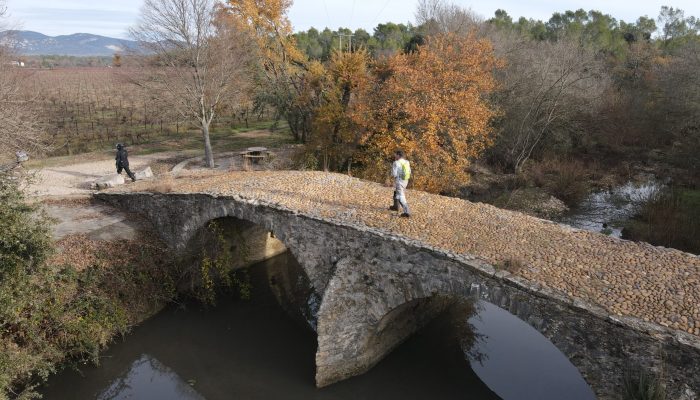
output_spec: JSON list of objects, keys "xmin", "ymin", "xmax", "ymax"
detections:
[
  {"xmin": 468, "ymin": 299, "xmax": 595, "ymax": 399},
  {"xmin": 369, "ymin": 296, "xmax": 456, "ymax": 364},
  {"xmin": 96, "ymin": 192, "xmax": 700, "ymax": 398},
  {"xmin": 313, "ymin": 252, "xmax": 600, "ymax": 395},
  {"xmin": 370, "ymin": 294, "xmax": 595, "ymax": 399},
  {"xmin": 181, "ymin": 215, "xmax": 324, "ymax": 330},
  {"xmin": 184, "ymin": 216, "xmax": 288, "ymax": 270}
]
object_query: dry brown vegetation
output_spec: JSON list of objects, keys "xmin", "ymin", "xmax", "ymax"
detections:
[
  {"xmin": 495, "ymin": 257, "xmax": 526, "ymax": 274},
  {"xmin": 141, "ymin": 174, "xmax": 176, "ymax": 193},
  {"xmin": 10, "ymin": 67, "xmax": 270, "ymax": 158},
  {"xmin": 0, "ymin": 3, "xmax": 45, "ymax": 162}
]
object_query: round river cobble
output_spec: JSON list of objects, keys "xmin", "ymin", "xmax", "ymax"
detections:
[{"xmin": 129, "ymin": 170, "xmax": 700, "ymax": 335}]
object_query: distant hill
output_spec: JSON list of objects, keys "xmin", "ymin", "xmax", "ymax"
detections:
[{"xmin": 0, "ymin": 30, "xmax": 138, "ymax": 56}]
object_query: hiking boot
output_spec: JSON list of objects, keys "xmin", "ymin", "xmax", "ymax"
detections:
[
  {"xmin": 388, "ymin": 205, "xmax": 399, "ymax": 211},
  {"xmin": 400, "ymin": 213, "xmax": 410, "ymax": 218}
]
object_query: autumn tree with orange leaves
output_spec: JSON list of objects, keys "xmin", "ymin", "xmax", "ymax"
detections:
[
  {"xmin": 304, "ymin": 33, "xmax": 501, "ymax": 191},
  {"xmin": 355, "ymin": 33, "xmax": 501, "ymax": 194},
  {"xmin": 223, "ymin": 0, "xmax": 321, "ymax": 143},
  {"xmin": 225, "ymin": 1, "xmax": 499, "ymax": 193},
  {"xmin": 310, "ymin": 49, "xmax": 371, "ymax": 172}
]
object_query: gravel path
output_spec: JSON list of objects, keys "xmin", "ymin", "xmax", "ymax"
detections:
[
  {"xmin": 26, "ymin": 153, "xmax": 180, "ymax": 197},
  {"xmin": 127, "ymin": 170, "xmax": 700, "ymax": 335}
]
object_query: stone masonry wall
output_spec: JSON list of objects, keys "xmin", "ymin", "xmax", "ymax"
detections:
[{"xmin": 95, "ymin": 192, "xmax": 700, "ymax": 399}]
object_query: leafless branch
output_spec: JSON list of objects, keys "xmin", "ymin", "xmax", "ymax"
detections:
[
  {"xmin": 415, "ymin": 0, "xmax": 483, "ymax": 36},
  {"xmin": 0, "ymin": 1, "xmax": 48, "ymax": 162},
  {"xmin": 128, "ymin": 0, "xmax": 253, "ymax": 167}
]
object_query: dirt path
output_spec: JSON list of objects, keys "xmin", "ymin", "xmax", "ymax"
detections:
[
  {"xmin": 25, "ymin": 152, "xmax": 183, "ymax": 197},
  {"xmin": 24, "ymin": 151, "xmax": 184, "ymax": 243},
  {"xmin": 26, "ymin": 146, "xmax": 295, "ymax": 240},
  {"xmin": 26, "ymin": 144, "xmax": 298, "ymax": 197}
]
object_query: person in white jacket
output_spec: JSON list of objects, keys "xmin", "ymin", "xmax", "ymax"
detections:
[{"xmin": 388, "ymin": 150, "xmax": 411, "ymax": 218}]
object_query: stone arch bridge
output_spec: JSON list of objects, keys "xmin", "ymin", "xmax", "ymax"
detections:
[{"xmin": 96, "ymin": 171, "xmax": 700, "ymax": 399}]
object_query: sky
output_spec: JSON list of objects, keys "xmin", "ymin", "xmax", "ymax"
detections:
[{"xmin": 5, "ymin": 0, "xmax": 700, "ymax": 38}]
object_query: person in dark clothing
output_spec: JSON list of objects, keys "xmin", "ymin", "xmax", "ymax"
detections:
[{"xmin": 115, "ymin": 143, "xmax": 136, "ymax": 182}]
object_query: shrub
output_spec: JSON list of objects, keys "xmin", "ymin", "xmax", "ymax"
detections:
[
  {"xmin": 189, "ymin": 221, "xmax": 252, "ymax": 305},
  {"xmin": 495, "ymin": 257, "xmax": 525, "ymax": 274},
  {"xmin": 0, "ymin": 173, "xmax": 55, "ymax": 398},
  {"xmin": 526, "ymin": 159, "xmax": 591, "ymax": 207},
  {"xmin": 623, "ymin": 367, "xmax": 666, "ymax": 400},
  {"xmin": 292, "ymin": 148, "xmax": 319, "ymax": 171},
  {"xmin": 0, "ymin": 173, "xmax": 176, "ymax": 399},
  {"xmin": 144, "ymin": 175, "xmax": 174, "ymax": 193},
  {"xmin": 623, "ymin": 186, "xmax": 700, "ymax": 254}
]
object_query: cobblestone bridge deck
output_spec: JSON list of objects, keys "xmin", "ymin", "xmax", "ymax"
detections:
[{"xmin": 128, "ymin": 170, "xmax": 699, "ymax": 336}]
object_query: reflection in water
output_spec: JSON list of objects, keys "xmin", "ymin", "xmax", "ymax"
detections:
[
  {"xmin": 469, "ymin": 302, "xmax": 595, "ymax": 400},
  {"xmin": 561, "ymin": 178, "xmax": 663, "ymax": 237},
  {"xmin": 97, "ymin": 355, "xmax": 204, "ymax": 400},
  {"xmin": 41, "ymin": 253, "xmax": 594, "ymax": 400}
]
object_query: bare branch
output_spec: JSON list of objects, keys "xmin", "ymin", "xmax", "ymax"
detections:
[
  {"xmin": 128, "ymin": 0, "xmax": 252, "ymax": 167},
  {"xmin": 488, "ymin": 32, "xmax": 609, "ymax": 172},
  {"xmin": 0, "ymin": 0, "xmax": 47, "ymax": 162},
  {"xmin": 415, "ymin": 0, "xmax": 483, "ymax": 36}
]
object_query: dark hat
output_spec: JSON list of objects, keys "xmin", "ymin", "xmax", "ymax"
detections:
[{"xmin": 116, "ymin": 143, "xmax": 123, "ymax": 149}]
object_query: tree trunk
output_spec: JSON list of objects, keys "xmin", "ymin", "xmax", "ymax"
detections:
[{"xmin": 202, "ymin": 122, "xmax": 215, "ymax": 168}]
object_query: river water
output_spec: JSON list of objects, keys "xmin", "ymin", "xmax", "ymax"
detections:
[
  {"xmin": 560, "ymin": 177, "xmax": 663, "ymax": 237},
  {"xmin": 41, "ymin": 254, "xmax": 595, "ymax": 400}
]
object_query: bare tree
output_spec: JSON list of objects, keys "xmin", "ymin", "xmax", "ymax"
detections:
[
  {"xmin": 415, "ymin": 0, "xmax": 483, "ymax": 36},
  {"xmin": 653, "ymin": 40, "xmax": 700, "ymax": 172},
  {"xmin": 489, "ymin": 32, "xmax": 608, "ymax": 172},
  {"xmin": 0, "ymin": 0, "xmax": 46, "ymax": 163},
  {"xmin": 130, "ymin": 0, "xmax": 251, "ymax": 167}
]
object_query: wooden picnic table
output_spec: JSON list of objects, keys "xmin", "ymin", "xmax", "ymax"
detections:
[
  {"xmin": 247, "ymin": 146, "xmax": 268, "ymax": 154},
  {"xmin": 240, "ymin": 147, "xmax": 271, "ymax": 167}
]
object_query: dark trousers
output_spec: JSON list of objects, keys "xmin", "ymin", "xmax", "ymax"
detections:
[{"xmin": 117, "ymin": 165, "xmax": 136, "ymax": 181}]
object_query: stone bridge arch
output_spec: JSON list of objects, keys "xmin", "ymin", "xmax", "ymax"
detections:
[
  {"xmin": 96, "ymin": 192, "xmax": 700, "ymax": 400},
  {"xmin": 313, "ymin": 245, "xmax": 588, "ymax": 388},
  {"xmin": 96, "ymin": 192, "xmax": 356, "ymax": 294},
  {"xmin": 313, "ymin": 239, "xmax": 698, "ymax": 399}
]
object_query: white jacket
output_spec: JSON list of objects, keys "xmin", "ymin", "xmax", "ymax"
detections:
[{"xmin": 391, "ymin": 158, "xmax": 411, "ymax": 181}]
